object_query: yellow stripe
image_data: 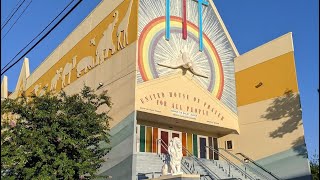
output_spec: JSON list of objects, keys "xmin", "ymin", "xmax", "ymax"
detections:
[
  {"xmin": 146, "ymin": 126, "xmax": 153, "ymax": 152},
  {"xmin": 236, "ymin": 52, "xmax": 298, "ymax": 106},
  {"xmin": 187, "ymin": 133, "xmax": 193, "ymax": 155}
]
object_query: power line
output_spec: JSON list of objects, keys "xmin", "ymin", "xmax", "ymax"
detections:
[
  {"xmin": 1, "ymin": 0, "xmax": 83, "ymax": 76},
  {"xmin": 1, "ymin": 0, "xmax": 27, "ymax": 30},
  {"xmin": 1, "ymin": 0, "xmax": 32, "ymax": 41},
  {"xmin": 1, "ymin": 0, "xmax": 23, "ymax": 24},
  {"xmin": 1, "ymin": 0, "xmax": 76, "ymax": 72}
]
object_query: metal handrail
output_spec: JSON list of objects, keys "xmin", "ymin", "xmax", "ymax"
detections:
[
  {"xmin": 236, "ymin": 152, "xmax": 281, "ymax": 180},
  {"xmin": 217, "ymin": 148, "xmax": 273, "ymax": 180},
  {"xmin": 180, "ymin": 145, "xmax": 220, "ymax": 179},
  {"xmin": 136, "ymin": 172, "xmax": 162, "ymax": 179},
  {"xmin": 157, "ymin": 138, "xmax": 219, "ymax": 179},
  {"xmin": 136, "ymin": 140, "xmax": 192, "ymax": 179},
  {"xmin": 205, "ymin": 146, "xmax": 256, "ymax": 180}
]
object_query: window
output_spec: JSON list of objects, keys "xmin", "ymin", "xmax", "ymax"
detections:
[{"xmin": 226, "ymin": 140, "xmax": 233, "ymax": 150}]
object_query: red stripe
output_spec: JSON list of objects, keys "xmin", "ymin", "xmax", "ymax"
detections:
[
  {"xmin": 203, "ymin": 34, "xmax": 224, "ymax": 99},
  {"xmin": 182, "ymin": 0, "xmax": 187, "ymax": 39}
]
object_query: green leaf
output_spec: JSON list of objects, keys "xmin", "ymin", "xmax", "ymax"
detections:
[{"xmin": 1, "ymin": 85, "xmax": 112, "ymax": 179}]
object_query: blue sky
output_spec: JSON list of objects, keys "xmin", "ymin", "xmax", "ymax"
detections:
[{"xmin": 1, "ymin": 0, "xmax": 319, "ymax": 158}]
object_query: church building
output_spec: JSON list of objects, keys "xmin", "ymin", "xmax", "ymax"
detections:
[{"xmin": 1, "ymin": 0, "xmax": 311, "ymax": 179}]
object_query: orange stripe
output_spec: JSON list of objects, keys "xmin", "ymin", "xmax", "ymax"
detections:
[
  {"xmin": 152, "ymin": 128, "xmax": 158, "ymax": 153},
  {"xmin": 146, "ymin": 127, "xmax": 152, "ymax": 152},
  {"xmin": 182, "ymin": 132, "xmax": 187, "ymax": 156}
]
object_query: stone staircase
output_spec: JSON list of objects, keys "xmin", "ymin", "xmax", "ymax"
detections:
[
  {"xmin": 135, "ymin": 152, "xmax": 261, "ymax": 180},
  {"xmin": 136, "ymin": 153, "xmax": 164, "ymax": 179},
  {"xmin": 199, "ymin": 158, "xmax": 259, "ymax": 180}
]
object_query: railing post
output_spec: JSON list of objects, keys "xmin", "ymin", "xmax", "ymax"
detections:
[
  {"xmin": 156, "ymin": 139, "xmax": 158, "ymax": 155},
  {"xmin": 245, "ymin": 166, "xmax": 247, "ymax": 179},
  {"xmin": 192, "ymin": 159, "xmax": 195, "ymax": 173},
  {"xmin": 228, "ymin": 162, "xmax": 231, "ymax": 177}
]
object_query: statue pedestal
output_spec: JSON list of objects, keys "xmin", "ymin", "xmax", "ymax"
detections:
[{"xmin": 150, "ymin": 174, "xmax": 200, "ymax": 180}]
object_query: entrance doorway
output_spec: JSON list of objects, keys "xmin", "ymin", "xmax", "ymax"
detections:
[
  {"xmin": 198, "ymin": 135, "xmax": 209, "ymax": 159},
  {"xmin": 158, "ymin": 129, "xmax": 181, "ymax": 154}
]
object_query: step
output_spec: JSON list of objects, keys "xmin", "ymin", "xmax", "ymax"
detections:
[{"xmin": 136, "ymin": 153, "xmax": 264, "ymax": 180}]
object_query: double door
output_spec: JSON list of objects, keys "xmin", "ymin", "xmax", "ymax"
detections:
[
  {"xmin": 198, "ymin": 135, "xmax": 208, "ymax": 159},
  {"xmin": 158, "ymin": 129, "xmax": 181, "ymax": 154},
  {"xmin": 155, "ymin": 128, "xmax": 218, "ymax": 160},
  {"xmin": 198, "ymin": 136, "xmax": 219, "ymax": 160}
]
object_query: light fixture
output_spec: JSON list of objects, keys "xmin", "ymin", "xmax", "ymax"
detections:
[
  {"xmin": 255, "ymin": 82, "xmax": 263, "ymax": 88},
  {"xmin": 97, "ymin": 82, "xmax": 104, "ymax": 89},
  {"xmin": 244, "ymin": 158, "xmax": 249, "ymax": 163}
]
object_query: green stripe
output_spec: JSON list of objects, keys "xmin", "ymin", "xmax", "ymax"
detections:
[
  {"xmin": 109, "ymin": 112, "xmax": 134, "ymax": 147},
  {"xmin": 140, "ymin": 126, "xmax": 146, "ymax": 152},
  {"xmin": 193, "ymin": 134, "xmax": 198, "ymax": 157},
  {"xmin": 99, "ymin": 112, "xmax": 134, "ymax": 149}
]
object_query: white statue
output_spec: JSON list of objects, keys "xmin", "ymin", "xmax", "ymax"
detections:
[
  {"xmin": 96, "ymin": 11, "xmax": 118, "ymax": 65},
  {"xmin": 162, "ymin": 137, "xmax": 183, "ymax": 176},
  {"xmin": 76, "ymin": 56, "xmax": 94, "ymax": 77},
  {"xmin": 50, "ymin": 68, "xmax": 63, "ymax": 91},
  {"xmin": 33, "ymin": 83, "xmax": 41, "ymax": 96},
  {"xmin": 157, "ymin": 48, "xmax": 208, "ymax": 78},
  {"xmin": 61, "ymin": 56, "xmax": 76, "ymax": 88},
  {"xmin": 90, "ymin": 37, "xmax": 96, "ymax": 46},
  {"xmin": 161, "ymin": 163, "xmax": 168, "ymax": 176},
  {"xmin": 38, "ymin": 84, "xmax": 48, "ymax": 96},
  {"xmin": 116, "ymin": 0, "xmax": 133, "ymax": 50}
]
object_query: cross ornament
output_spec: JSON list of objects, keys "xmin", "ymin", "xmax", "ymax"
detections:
[{"xmin": 165, "ymin": 0, "xmax": 209, "ymax": 52}]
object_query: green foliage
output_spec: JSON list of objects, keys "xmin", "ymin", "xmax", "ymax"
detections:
[
  {"xmin": 1, "ymin": 86, "xmax": 112, "ymax": 179},
  {"xmin": 310, "ymin": 153, "xmax": 319, "ymax": 180}
]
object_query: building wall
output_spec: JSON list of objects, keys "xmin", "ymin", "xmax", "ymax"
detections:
[
  {"xmin": 97, "ymin": 112, "xmax": 136, "ymax": 180},
  {"xmin": 4, "ymin": 0, "xmax": 312, "ymax": 179},
  {"xmin": 7, "ymin": 0, "xmax": 139, "ymax": 179},
  {"xmin": 218, "ymin": 33, "xmax": 311, "ymax": 179}
]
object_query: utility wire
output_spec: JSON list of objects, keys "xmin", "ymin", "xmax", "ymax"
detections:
[
  {"xmin": 1, "ymin": 0, "xmax": 27, "ymax": 30},
  {"xmin": 1, "ymin": 0, "xmax": 32, "ymax": 41},
  {"xmin": 1, "ymin": 0, "xmax": 83, "ymax": 76},
  {"xmin": 1, "ymin": 0, "xmax": 76, "ymax": 72},
  {"xmin": 1, "ymin": 0, "xmax": 23, "ymax": 25}
]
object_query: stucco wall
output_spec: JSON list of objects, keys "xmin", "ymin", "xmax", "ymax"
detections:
[
  {"xmin": 218, "ymin": 33, "xmax": 311, "ymax": 179},
  {"xmin": 97, "ymin": 112, "xmax": 136, "ymax": 179},
  {"xmin": 7, "ymin": 0, "xmax": 139, "ymax": 179}
]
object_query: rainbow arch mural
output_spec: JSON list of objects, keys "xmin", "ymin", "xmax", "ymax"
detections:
[{"xmin": 138, "ymin": 16, "xmax": 224, "ymax": 99}]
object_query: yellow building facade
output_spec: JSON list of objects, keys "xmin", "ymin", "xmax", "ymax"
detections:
[{"xmin": 1, "ymin": 0, "xmax": 311, "ymax": 179}]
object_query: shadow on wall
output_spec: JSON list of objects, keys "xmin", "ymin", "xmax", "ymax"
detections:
[
  {"xmin": 291, "ymin": 136, "xmax": 308, "ymax": 158},
  {"xmin": 261, "ymin": 90, "xmax": 302, "ymax": 138}
]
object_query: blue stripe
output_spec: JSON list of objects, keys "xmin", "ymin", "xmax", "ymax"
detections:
[
  {"xmin": 196, "ymin": 0, "xmax": 208, "ymax": 51},
  {"xmin": 165, "ymin": 0, "xmax": 170, "ymax": 40}
]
